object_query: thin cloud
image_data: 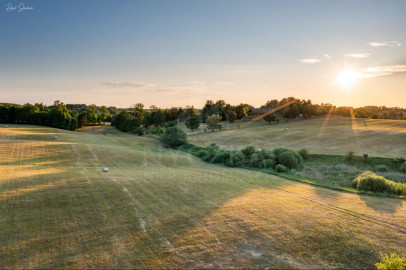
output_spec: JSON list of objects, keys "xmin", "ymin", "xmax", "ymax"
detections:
[
  {"xmin": 323, "ymin": 53, "xmax": 331, "ymax": 58},
  {"xmin": 358, "ymin": 65, "xmax": 406, "ymax": 78},
  {"xmin": 101, "ymin": 81, "xmax": 155, "ymax": 88},
  {"xmin": 344, "ymin": 53, "xmax": 371, "ymax": 58},
  {"xmin": 214, "ymin": 81, "xmax": 235, "ymax": 85},
  {"xmin": 300, "ymin": 58, "xmax": 320, "ymax": 64},
  {"xmin": 367, "ymin": 41, "xmax": 402, "ymax": 47}
]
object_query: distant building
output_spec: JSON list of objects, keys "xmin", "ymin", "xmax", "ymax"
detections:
[{"xmin": 248, "ymin": 108, "xmax": 274, "ymax": 117}]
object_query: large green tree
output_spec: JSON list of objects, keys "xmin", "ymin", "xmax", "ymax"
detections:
[{"xmin": 185, "ymin": 116, "xmax": 200, "ymax": 131}]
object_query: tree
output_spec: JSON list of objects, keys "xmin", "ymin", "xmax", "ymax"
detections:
[
  {"xmin": 132, "ymin": 103, "xmax": 145, "ymax": 123},
  {"xmin": 185, "ymin": 116, "xmax": 200, "ymax": 131},
  {"xmin": 206, "ymin": 114, "xmax": 222, "ymax": 132},
  {"xmin": 224, "ymin": 110, "xmax": 237, "ymax": 123},
  {"xmin": 161, "ymin": 126, "xmax": 187, "ymax": 148},
  {"xmin": 264, "ymin": 112, "xmax": 277, "ymax": 123}
]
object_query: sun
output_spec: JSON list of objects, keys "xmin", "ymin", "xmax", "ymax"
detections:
[{"xmin": 336, "ymin": 69, "xmax": 360, "ymax": 89}]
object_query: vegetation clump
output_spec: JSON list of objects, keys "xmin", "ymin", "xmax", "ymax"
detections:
[
  {"xmin": 375, "ymin": 253, "xmax": 406, "ymax": 270},
  {"xmin": 351, "ymin": 171, "xmax": 406, "ymax": 195},
  {"xmin": 346, "ymin": 151, "xmax": 355, "ymax": 162},
  {"xmin": 376, "ymin": 165, "xmax": 389, "ymax": 172},
  {"xmin": 275, "ymin": 164, "xmax": 288, "ymax": 172},
  {"xmin": 160, "ymin": 127, "xmax": 187, "ymax": 148},
  {"xmin": 227, "ymin": 151, "xmax": 246, "ymax": 167},
  {"xmin": 298, "ymin": 148, "xmax": 310, "ymax": 160},
  {"xmin": 273, "ymin": 147, "xmax": 303, "ymax": 169},
  {"xmin": 241, "ymin": 145, "xmax": 256, "ymax": 159},
  {"xmin": 185, "ymin": 116, "xmax": 200, "ymax": 131},
  {"xmin": 249, "ymin": 149, "xmax": 275, "ymax": 169}
]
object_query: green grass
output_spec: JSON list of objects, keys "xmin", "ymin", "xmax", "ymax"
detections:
[
  {"xmin": 188, "ymin": 116, "xmax": 406, "ymax": 158},
  {"xmin": 293, "ymin": 154, "xmax": 406, "ymax": 188},
  {"xmin": 1, "ymin": 124, "xmax": 405, "ymax": 268}
]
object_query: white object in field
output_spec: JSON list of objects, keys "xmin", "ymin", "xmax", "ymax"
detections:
[
  {"xmin": 103, "ymin": 168, "xmax": 109, "ymax": 172},
  {"xmin": 54, "ymin": 136, "xmax": 59, "ymax": 140},
  {"xmin": 299, "ymin": 114, "xmax": 303, "ymax": 117},
  {"xmin": 4, "ymin": 125, "xmax": 8, "ymax": 128},
  {"xmin": 285, "ymin": 127, "xmax": 289, "ymax": 130}
]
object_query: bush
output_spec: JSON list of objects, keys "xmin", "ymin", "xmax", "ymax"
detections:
[
  {"xmin": 211, "ymin": 150, "xmax": 230, "ymax": 164},
  {"xmin": 273, "ymin": 147, "xmax": 303, "ymax": 169},
  {"xmin": 261, "ymin": 159, "xmax": 275, "ymax": 169},
  {"xmin": 275, "ymin": 164, "xmax": 288, "ymax": 172},
  {"xmin": 197, "ymin": 149, "xmax": 208, "ymax": 158},
  {"xmin": 249, "ymin": 150, "xmax": 275, "ymax": 168},
  {"xmin": 400, "ymin": 164, "xmax": 406, "ymax": 173},
  {"xmin": 298, "ymin": 148, "xmax": 310, "ymax": 160},
  {"xmin": 279, "ymin": 151, "xmax": 300, "ymax": 169},
  {"xmin": 376, "ymin": 165, "xmax": 389, "ymax": 172},
  {"xmin": 351, "ymin": 171, "xmax": 406, "ymax": 195},
  {"xmin": 249, "ymin": 153, "xmax": 263, "ymax": 168},
  {"xmin": 241, "ymin": 145, "xmax": 256, "ymax": 159},
  {"xmin": 161, "ymin": 127, "xmax": 187, "ymax": 148},
  {"xmin": 132, "ymin": 126, "xmax": 145, "ymax": 135},
  {"xmin": 164, "ymin": 120, "xmax": 177, "ymax": 128},
  {"xmin": 227, "ymin": 151, "xmax": 246, "ymax": 167},
  {"xmin": 363, "ymin": 153, "xmax": 368, "ymax": 163},
  {"xmin": 207, "ymin": 143, "xmax": 220, "ymax": 154},
  {"xmin": 376, "ymin": 253, "xmax": 406, "ymax": 270},
  {"xmin": 346, "ymin": 151, "xmax": 355, "ymax": 162},
  {"xmin": 147, "ymin": 126, "xmax": 165, "ymax": 136},
  {"xmin": 394, "ymin": 157, "xmax": 406, "ymax": 167}
]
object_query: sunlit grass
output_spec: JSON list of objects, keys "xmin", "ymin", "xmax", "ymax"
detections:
[{"xmin": 189, "ymin": 116, "xmax": 406, "ymax": 157}]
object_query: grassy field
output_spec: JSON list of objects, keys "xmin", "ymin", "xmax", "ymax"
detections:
[
  {"xmin": 188, "ymin": 116, "xmax": 406, "ymax": 158},
  {"xmin": 1, "ymin": 125, "xmax": 405, "ymax": 268}
]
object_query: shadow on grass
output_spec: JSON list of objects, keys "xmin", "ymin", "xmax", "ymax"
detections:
[{"xmin": 359, "ymin": 194, "xmax": 404, "ymax": 214}]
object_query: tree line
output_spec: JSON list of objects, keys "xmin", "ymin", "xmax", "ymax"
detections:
[
  {"xmin": 0, "ymin": 101, "xmax": 119, "ymax": 131},
  {"xmin": 1, "ymin": 98, "xmax": 404, "ymax": 132}
]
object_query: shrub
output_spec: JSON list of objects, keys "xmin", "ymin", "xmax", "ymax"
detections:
[
  {"xmin": 273, "ymin": 147, "xmax": 290, "ymax": 157},
  {"xmin": 394, "ymin": 157, "xmax": 406, "ymax": 167},
  {"xmin": 241, "ymin": 145, "xmax": 256, "ymax": 159},
  {"xmin": 273, "ymin": 148, "xmax": 303, "ymax": 169},
  {"xmin": 375, "ymin": 253, "xmax": 406, "ymax": 270},
  {"xmin": 346, "ymin": 151, "xmax": 355, "ymax": 162},
  {"xmin": 211, "ymin": 150, "xmax": 230, "ymax": 164},
  {"xmin": 197, "ymin": 149, "xmax": 208, "ymax": 158},
  {"xmin": 275, "ymin": 164, "xmax": 288, "ymax": 172},
  {"xmin": 249, "ymin": 153, "xmax": 263, "ymax": 168},
  {"xmin": 207, "ymin": 143, "xmax": 220, "ymax": 154},
  {"xmin": 227, "ymin": 151, "xmax": 246, "ymax": 167},
  {"xmin": 351, "ymin": 171, "xmax": 406, "ymax": 195},
  {"xmin": 279, "ymin": 151, "xmax": 300, "ymax": 169},
  {"xmin": 261, "ymin": 159, "xmax": 275, "ymax": 169},
  {"xmin": 400, "ymin": 164, "xmax": 406, "ymax": 173},
  {"xmin": 132, "ymin": 126, "xmax": 145, "ymax": 135},
  {"xmin": 249, "ymin": 150, "xmax": 275, "ymax": 168},
  {"xmin": 161, "ymin": 127, "xmax": 187, "ymax": 148},
  {"xmin": 164, "ymin": 120, "xmax": 177, "ymax": 128},
  {"xmin": 147, "ymin": 126, "xmax": 165, "ymax": 136},
  {"xmin": 298, "ymin": 148, "xmax": 310, "ymax": 160},
  {"xmin": 363, "ymin": 154, "xmax": 368, "ymax": 163},
  {"xmin": 376, "ymin": 165, "xmax": 389, "ymax": 172}
]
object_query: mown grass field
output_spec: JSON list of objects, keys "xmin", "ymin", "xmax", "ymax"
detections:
[
  {"xmin": 188, "ymin": 116, "xmax": 406, "ymax": 158},
  {"xmin": 1, "ymin": 125, "xmax": 405, "ymax": 268}
]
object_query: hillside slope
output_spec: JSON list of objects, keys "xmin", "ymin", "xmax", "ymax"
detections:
[
  {"xmin": 0, "ymin": 125, "xmax": 405, "ymax": 268},
  {"xmin": 188, "ymin": 116, "xmax": 406, "ymax": 157}
]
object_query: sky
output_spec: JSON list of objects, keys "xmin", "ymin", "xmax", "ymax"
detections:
[{"xmin": 1, "ymin": 0, "xmax": 405, "ymax": 108}]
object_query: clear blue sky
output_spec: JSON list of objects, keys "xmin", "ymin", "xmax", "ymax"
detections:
[{"xmin": 1, "ymin": 0, "xmax": 405, "ymax": 108}]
